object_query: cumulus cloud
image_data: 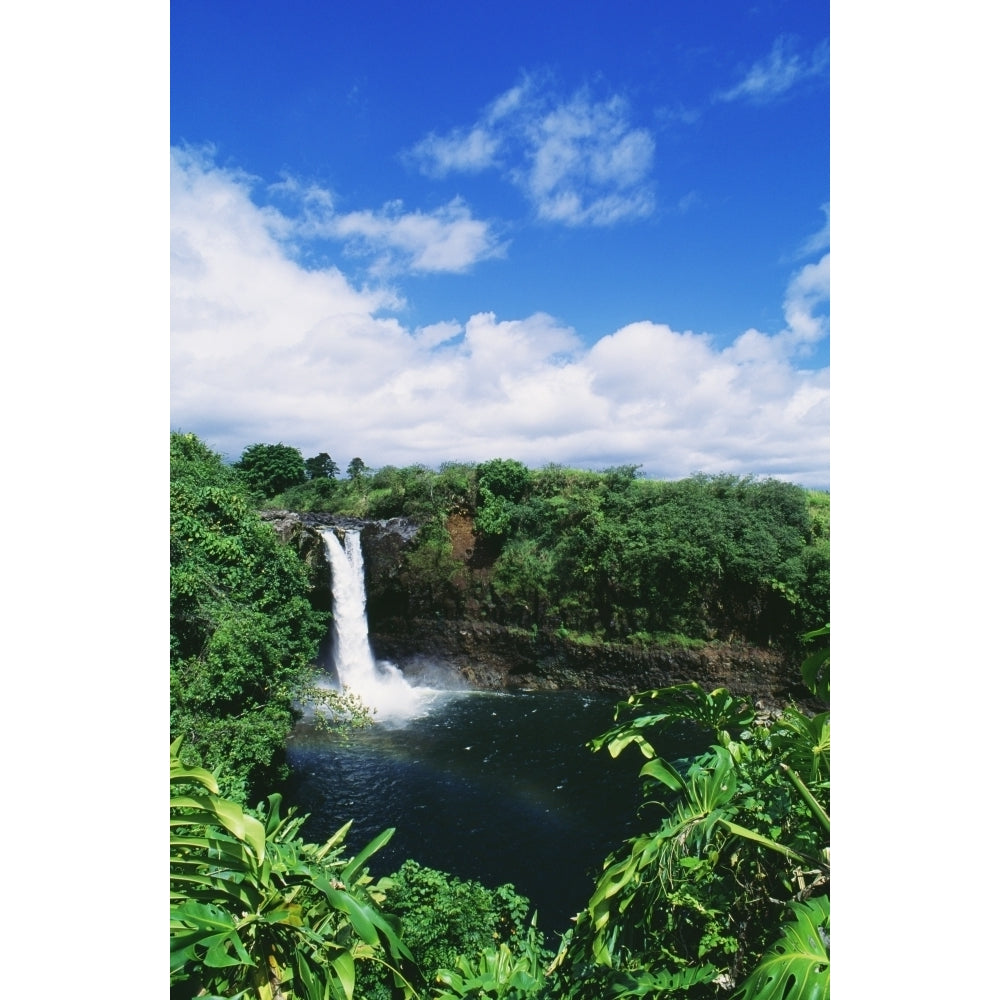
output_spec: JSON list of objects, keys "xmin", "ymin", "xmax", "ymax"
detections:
[
  {"xmin": 171, "ymin": 151, "xmax": 829, "ymax": 486},
  {"xmin": 175, "ymin": 146, "xmax": 504, "ymax": 279},
  {"xmin": 407, "ymin": 75, "xmax": 656, "ymax": 227},
  {"xmin": 781, "ymin": 253, "xmax": 830, "ymax": 346},
  {"xmin": 717, "ymin": 36, "xmax": 829, "ymax": 104}
]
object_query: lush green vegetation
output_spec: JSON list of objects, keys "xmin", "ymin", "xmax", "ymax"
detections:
[
  {"xmin": 170, "ymin": 433, "xmax": 368, "ymax": 802},
  {"xmin": 170, "ymin": 434, "xmax": 830, "ymax": 998},
  {"xmin": 548, "ymin": 654, "xmax": 829, "ymax": 998},
  {"xmin": 264, "ymin": 448, "xmax": 829, "ymax": 652},
  {"xmin": 170, "ymin": 661, "xmax": 830, "ymax": 1000},
  {"xmin": 170, "ymin": 738, "xmax": 421, "ymax": 999},
  {"xmin": 359, "ymin": 861, "xmax": 550, "ymax": 1000}
]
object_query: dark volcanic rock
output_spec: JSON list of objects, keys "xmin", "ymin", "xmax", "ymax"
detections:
[
  {"xmin": 259, "ymin": 510, "xmax": 420, "ymax": 617},
  {"xmin": 370, "ymin": 618, "xmax": 811, "ymax": 709}
]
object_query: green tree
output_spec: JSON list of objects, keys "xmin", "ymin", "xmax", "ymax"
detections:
[
  {"xmin": 476, "ymin": 458, "xmax": 531, "ymax": 502},
  {"xmin": 305, "ymin": 452, "xmax": 340, "ymax": 480},
  {"xmin": 235, "ymin": 442, "xmax": 307, "ymax": 498},
  {"xmin": 376, "ymin": 860, "xmax": 547, "ymax": 992},
  {"xmin": 347, "ymin": 456, "xmax": 369, "ymax": 482},
  {"xmin": 171, "ymin": 432, "xmax": 334, "ymax": 801},
  {"xmin": 474, "ymin": 459, "xmax": 531, "ymax": 537}
]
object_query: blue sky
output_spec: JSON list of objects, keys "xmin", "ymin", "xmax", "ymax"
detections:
[{"xmin": 171, "ymin": 0, "xmax": 829, "ymax": 487}]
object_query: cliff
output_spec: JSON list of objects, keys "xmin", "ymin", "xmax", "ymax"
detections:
[
  {"xmin": 261, "ymin": 510, "xmax": 813, "ymax": 709},
  {"xmin": 369, "ymin": 618, "xmax": 809, "ymax": 708}
]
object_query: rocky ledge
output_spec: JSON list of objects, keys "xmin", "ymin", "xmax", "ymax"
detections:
[{"xmin": 371, "ymin": 618, "xmax": 817, "ymax": 711}]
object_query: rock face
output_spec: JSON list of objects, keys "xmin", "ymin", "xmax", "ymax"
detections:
[
  {"xmin": 261, "ymin": 510, "xmax": 813, "ymax": 709},
  {"xmin": 260, "ymin": 510, "xmax": 418, "ymax": 617},
  {"xmin": 369, "ymin": 619, "xmax": 810, "ymax": 709}
]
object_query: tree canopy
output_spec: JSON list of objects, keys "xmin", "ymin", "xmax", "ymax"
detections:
[
  {"xmin": 305, "ymin": 451, "xmax": 339, "ymax": 479},
  {"xmin": 253, "ymin": 446, "xmax": 829, "ymax": 651},
  {"xmin": 234, "ymin": 442, "xmax": 307, "ymax": 498},
  {"xmin": 170, "ymin": 432, "xmax": 330, "ymax": 800}
]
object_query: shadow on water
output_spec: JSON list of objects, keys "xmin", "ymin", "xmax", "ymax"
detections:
[{"xmin": 284, "ymin": 688, "xmax": 708, "ymax": 938}]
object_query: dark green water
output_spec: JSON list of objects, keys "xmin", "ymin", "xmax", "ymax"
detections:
[{"xmin": 284, "ymin": 689, "xmax": 707, "ymax": 937}]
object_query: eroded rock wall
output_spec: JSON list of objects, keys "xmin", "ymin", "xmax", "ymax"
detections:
[
  {"xmin": 369, "ymin": 618, "xmax": 808, "ymax": 708},
  {"xmin": 262, "ymin": 510, "xmax": 811, "ymax": 708}
]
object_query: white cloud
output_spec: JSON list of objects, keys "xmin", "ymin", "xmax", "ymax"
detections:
[
  {"xmin": 408, "ymin": 126, "xmax": 501, "ymax": 177},
  {"xmin": 327, "ymin": 197, "xmax": 507, "ymax": 274},
  {"xmin": 782, "ymin": 253, "xmax": 830, "ymax": 346},
  {"xmin": 407, "ymin": 76, "xmax": 656, "ymax": 227},
  {"xmin": 717, "ymin": 36, "xmax": 829, "ymax": 104},
  {"xmin": 414, "ymin": 320, "xmax": 463, "ymax": 350},
  {"xmin": 174, "ymin": 145, "xmax": 503, "ymax": 278},
  {"xmin": 171, "ymin": 151, "xmax": 829, "ymax": 486}
]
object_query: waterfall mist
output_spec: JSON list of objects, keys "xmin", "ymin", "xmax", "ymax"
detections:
[{"xmin": 320, "ymin": 528, "xmax": 459, "ymax": 726}]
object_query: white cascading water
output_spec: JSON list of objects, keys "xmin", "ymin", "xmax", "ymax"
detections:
[{"xmin": 320, "ymin": 527, "xmax": 445, "ymax": 725}]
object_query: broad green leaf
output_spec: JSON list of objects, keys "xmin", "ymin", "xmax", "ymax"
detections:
[
  {"xmin": 800, "ymin": 625, "xmax": 830, "ymax": 698},
  {"xmin": 325, "ymin": 888, "xmax": 379, "ymax": 946},
  {"xmin": 171, "ymin": 794, "xmax": 266, "ymax": 862},
  {"xmin": 718, "ymin": 819, "xmax": 816, "ymax": 866},
  {"xmin": 341, "ymin": 826, "xmax": 394, "ymax": 882},
  {"xmin": 262, "ymin": 904, "xmax": 304, "ymax": 927},
  {"xmin": 333, "ymin": 950, "xmax": 356, "ymax": 1000},
  {"xmin": 611, "ymin": 964, "xmax": 719, "ymax": 996},
  {"xmin": 170, "ymin": 901, "xmax": 253, "ymax": 972},
  {"xmin": 638, "ymin": 757, "xmax": 686, "ymax": 791},
  {"xmin": 293, "ymin": 948, "xmax": 325, "ymax": 1000},
  {"xmin": 171, "ymin": 898, "xmax": 236, "ymax": 931},
  {"xmin": 733, "ymin": 897, "xmax": 830, "ymax": 1000}
]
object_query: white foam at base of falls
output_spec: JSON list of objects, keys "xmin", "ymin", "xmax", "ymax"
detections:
[{"xmin": 320, "ymin": 527, "xmax": 454, "ymax": 726}]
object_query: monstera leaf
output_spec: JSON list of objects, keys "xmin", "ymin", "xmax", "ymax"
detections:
[{"xmin": 733, "ymin": 896, "xmax": 829, "ymax": 1000}]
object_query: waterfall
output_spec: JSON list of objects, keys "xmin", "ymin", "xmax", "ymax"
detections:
[
  {"xmin": 325, "ymin": 529, "xmax": 377, "ymax": 684},
  {"xmin": 320, "ymin": 527, "xmax": 449, "ymax": 725}
]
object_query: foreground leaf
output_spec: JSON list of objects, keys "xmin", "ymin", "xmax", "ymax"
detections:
[{"xmin": 733, "ymin": 896, "xmax": 829, "ymax": 1000}]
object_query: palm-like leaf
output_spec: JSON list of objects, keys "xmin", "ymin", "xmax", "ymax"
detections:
[
  {"xmin": 770, "ymin": 708, "xmax": 830, "ymax": 786},
  {"xmin": 169, "ymin": 738, "xmax": 418, "ymax": 998},
  {"xmin": 590, "ymin": 684, "xmax": 756, "ymax": 760},
  {"xmin": 732, "ymin": 896, "xmax": 830, "ymax": 1000}
]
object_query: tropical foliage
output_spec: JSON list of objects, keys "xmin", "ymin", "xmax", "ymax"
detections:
[
  {"xmin": 547, "ymin": 671, "xmax": 829, "ymax": 999},
  {"xmin": 433, "ymin": 936, "xmax": 550, "ymax": 1000},
  {"xmin": 170, "ymin": 432, "xmax": 364, "ymax": 802},
  {"xmin": 170, "ymin": 738, "xmax": 420, "ymax": 1000},
  {"xmin": 360, "ymin": 861, "xmax": 550, "ymax": 1000},
  {"xmin": 168, "ymin": 432, "xmax": 830, "ymax": 998},
  {"xmin": 268, "ymin": 455, "xmax": 828, "ymax": 652}
]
